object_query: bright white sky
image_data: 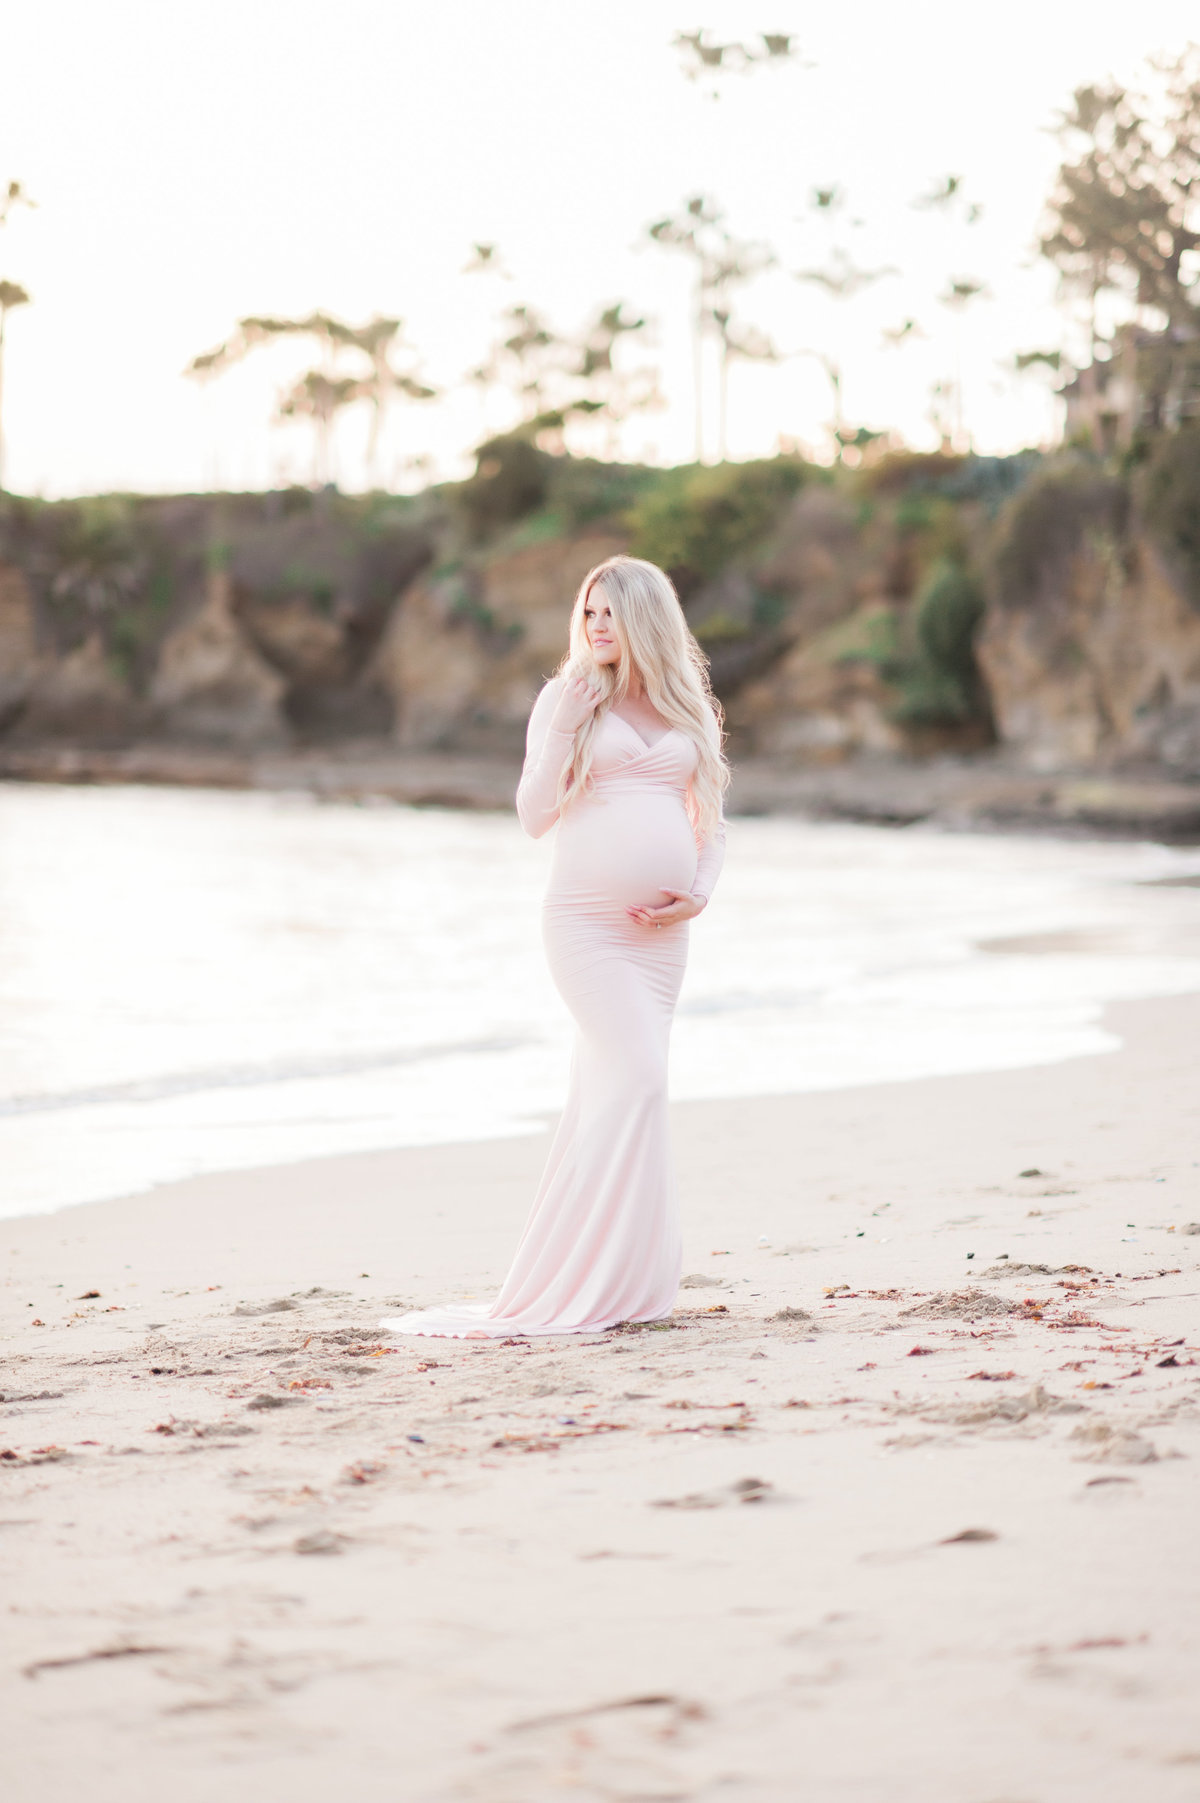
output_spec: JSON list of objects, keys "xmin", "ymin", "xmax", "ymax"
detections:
[{"xmin": 0, "ymin": 0, "xmax": 1195, "ymax": 496}]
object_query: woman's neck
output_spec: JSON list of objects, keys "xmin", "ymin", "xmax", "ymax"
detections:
[{"xmin": 620, "ymin": 668, "xmax": 644, "ymax": 702}]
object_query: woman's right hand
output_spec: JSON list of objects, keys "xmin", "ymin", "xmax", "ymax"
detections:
[{"xmin": 549, "ymin": 675, "xmax": 603, "ymax": 735}]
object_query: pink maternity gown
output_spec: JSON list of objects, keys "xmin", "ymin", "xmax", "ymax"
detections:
[{"xmin": 380, "ymin": 677, "xmax": 725, "ymax": 1339}]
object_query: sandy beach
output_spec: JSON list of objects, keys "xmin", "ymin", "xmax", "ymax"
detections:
[{"xmin": 3, "ymin": 991, "xmax": 1199, "ymax": 1802}]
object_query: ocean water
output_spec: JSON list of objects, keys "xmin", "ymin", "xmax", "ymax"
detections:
[{"xmin": 2, "ymin": 782, "xmax": 1199, "ymax": 1219}]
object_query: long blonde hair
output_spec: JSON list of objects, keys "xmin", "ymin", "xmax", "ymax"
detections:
[{"xmin": 555, "ymin": 554, "xmax": 729, "ymax": 841}]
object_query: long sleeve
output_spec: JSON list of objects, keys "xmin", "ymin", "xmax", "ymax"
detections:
[
  {"xmin": 691, "ymin": 817, "xmax": 726, "ymax": 904},
  {"xmin": 689, "ymin": 704, "xmax": 726, "ymax": 904},
  {"xmin": 515, "ymin": 679, "xmax": 574, "ymax": 838}
]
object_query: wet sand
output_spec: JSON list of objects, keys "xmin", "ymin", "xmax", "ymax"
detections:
[{"xmin": 3, "ymin": 993, "xmax": 1199, "ymax": 1801}]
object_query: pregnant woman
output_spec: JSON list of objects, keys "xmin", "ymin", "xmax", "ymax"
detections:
[{"xmin": 381, "ymin": 554, "xmax": 728, "ymax": 1338}]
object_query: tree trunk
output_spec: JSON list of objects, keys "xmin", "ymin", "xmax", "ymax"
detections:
[
  {"xmin": 717, "ymin": 339, "xmax": 729, "ymax": 462},
  {"xmin": 692, "ymin": 271, "xmax": 705, "ymax": 462}
]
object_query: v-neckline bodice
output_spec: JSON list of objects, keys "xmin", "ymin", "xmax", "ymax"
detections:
[{"xmin": 608, "ymin": 708, "xmax": 677, "ymax": 753}]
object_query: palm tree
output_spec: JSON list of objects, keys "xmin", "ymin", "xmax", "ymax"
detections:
[
  {"xmin": 706, "ymin": 236, "xmax": 775, "ymax": 458},
  {"xmin": 648, "ymin": 196, "xmax": 773, "ymax": 461},
  {"xmin": 343, "ymin": 316, "xmax": 436, "ymax": 488},
  {"xmin": 793, "ymin": 186, "xmax": 896, "ymax": 461},
  {"xmin": 186, "ymin": 311, "xmax": 436, "ymax": 488},
  {"xmin": 648, "ymin": 195, "xmax": 723, "ymax": 459},
  {"xmin": 497, "ymin": 304, "xmax": 561, "ymax": 421},
  {"xmin": 912, "ymin": 175, "xmax": 986, "ymax": 449},
  {"xmin": 567, "ymin": 303, "xmax": 661, "ymax": 456},
  {"xmin": 938, "ymin": 277, "xmax": 989, "ymax": 449}
]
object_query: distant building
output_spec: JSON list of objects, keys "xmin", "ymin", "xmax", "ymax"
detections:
[{"xmin": 1061, "ymin": 321, "xmax": 1200, "ymax": 450}]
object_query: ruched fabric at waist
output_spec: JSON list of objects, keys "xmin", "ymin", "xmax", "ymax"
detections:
[{"xmin": 587, "ymin": 776, "xmax": 690, "ymax": 799}]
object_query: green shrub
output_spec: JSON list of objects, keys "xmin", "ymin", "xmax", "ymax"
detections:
[
  {"xmin": 854, "ymin": 559, "xmax": 988, "ymax": 728},
  {"xmin": 895, "ymin": 559, "xmax": 988, "ymax": 725},
  {"xmin": 915, "ymin": 559, "xmax": 986, "ymax": 677},
  {"xmin": 547, "ymin": 456, "xmax": 660, "ymax": 529},
  {"xmin": 456, "ymin": 434, "xmax": 551, "ymax": 538},
  {"xmin": 627, "ymin": 456, "xmax": 809, "ymax": 596},
  {"xmin": 692, "ymin": 611, "xmax": 752, "ymax": 645},
  {"xmin": 863, "ymin": 449, "xmax": 1040, "ymax": 513}
]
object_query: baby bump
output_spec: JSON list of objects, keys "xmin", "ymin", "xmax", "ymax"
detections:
[{"xmin": 550, "ymin": 789, "xmax": 698, "ymax": 909}]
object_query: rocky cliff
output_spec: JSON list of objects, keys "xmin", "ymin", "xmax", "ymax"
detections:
[{"xmin": 0, "ymin": 441, "xmax": 1197, "ymax": 786}]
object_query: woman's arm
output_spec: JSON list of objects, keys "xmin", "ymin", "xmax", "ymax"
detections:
[
  {"xmin": 691, "ymin": 816, "xmax": 726, "ymax": 905},
  {"xmin": 690, "ymin": 705, "xmax": 727, "ymax": 904},
  {"xmin": 515, "ymin": 680, "xmax": 574, "ymax": 838}
]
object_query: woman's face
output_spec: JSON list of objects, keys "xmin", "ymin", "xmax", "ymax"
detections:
[{"xmin": 583, "ymin": 587, "xmax": 622, "ymax": 666}]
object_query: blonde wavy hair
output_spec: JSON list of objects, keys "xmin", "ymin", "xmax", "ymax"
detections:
[{"xmin": 555, "ymin": 554, "xmax": 729, "ymax": 841}]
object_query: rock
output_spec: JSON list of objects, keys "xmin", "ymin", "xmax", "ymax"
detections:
[
  {"xmin": 0, "ymin": 563, "xmax": 38, "ymax": 731},
  {"xmin": 150, "ymin": 569, "xmax": 287, "ymax": 745},
  {"xmin": 15, "ymin": 630, "xmax": 139, "ymax": 744},
  {"xmin": 978, "ymin": 536, "xmax": 1200, "ymax": 774},
  {"xmin": 728, "ymin": 618, "xmax": 905, "ymax": 762},
  {"xmin": 368, "ymin": 573, "xmax": 496, "ymax": 750},
  {"xmin": 294, "ymin": 1530, "xmax": 345, "ymax": 1555},
  {"xmin": 239, "ymin": 593, "xmax": 350, "ymax": 686},
  {"xmin": 369, "ymin": 529, "xmax": 626, "ymax": 752},
  {"xmin": 724, "ymin": 565, "xmax": 915, "ymax": 761}
]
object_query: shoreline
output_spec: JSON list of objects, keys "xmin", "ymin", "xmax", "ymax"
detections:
[
  {"xmin": 4, "ymin": 993, "xmax": 1199, "ymax": 1799},
  {"xmin": 2, "ymin": 738, "xmax": 1199, "ymax": 839}
]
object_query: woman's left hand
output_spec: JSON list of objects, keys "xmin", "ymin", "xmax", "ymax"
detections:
[{"xmin": 626, "ymin": 888, "xmax": 707, "ymax": 929}]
